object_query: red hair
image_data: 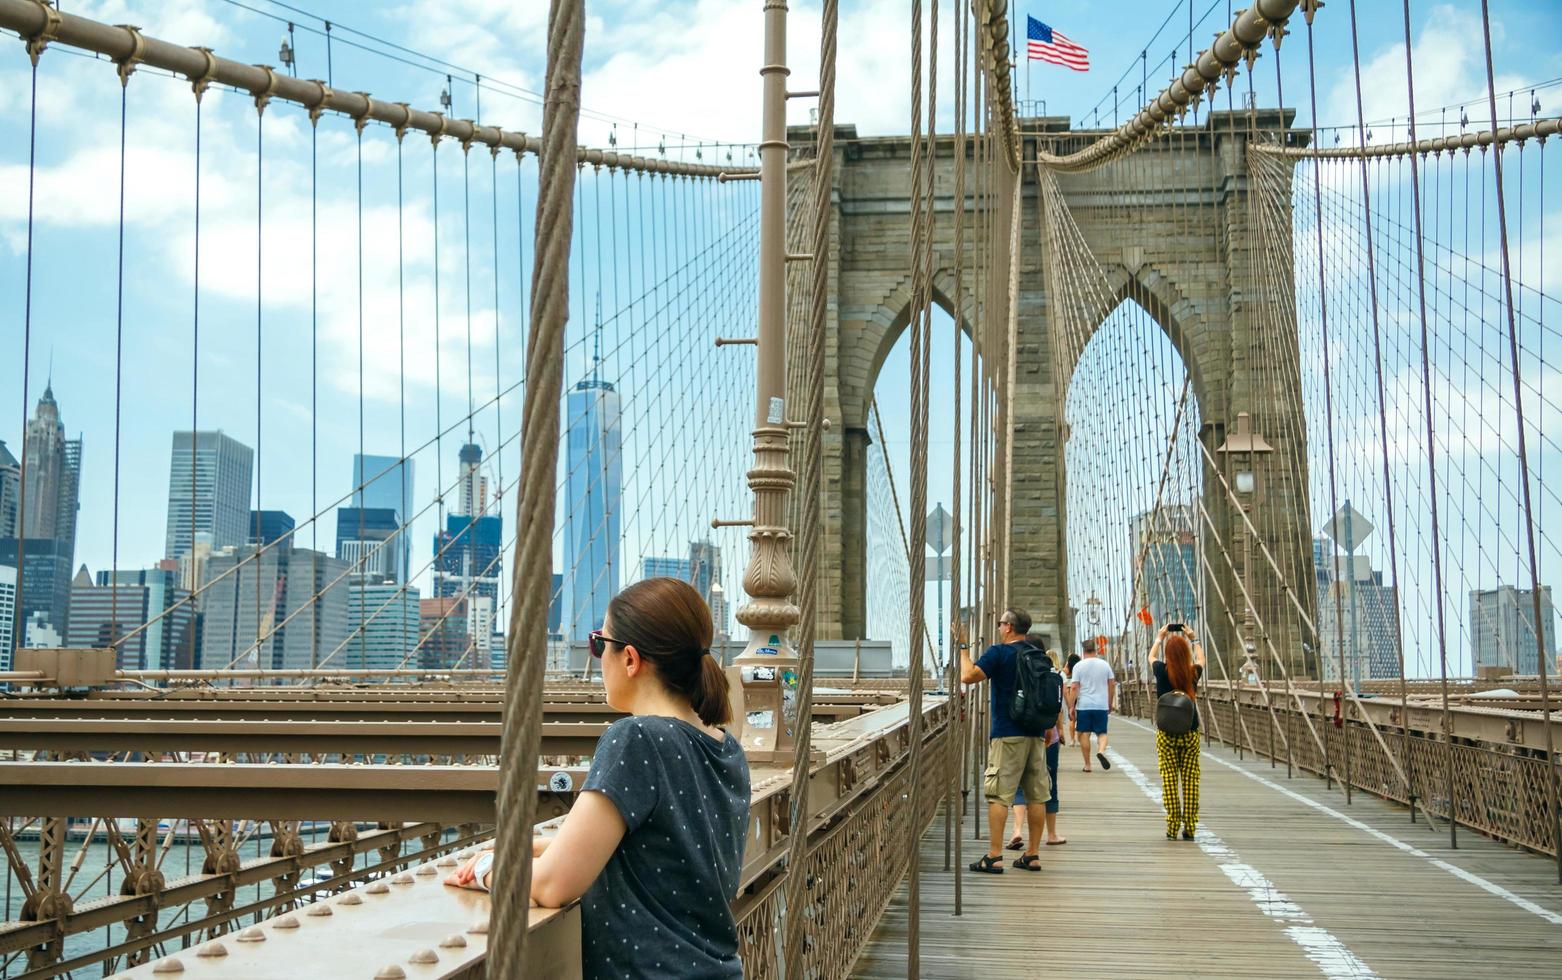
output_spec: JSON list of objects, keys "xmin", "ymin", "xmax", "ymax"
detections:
[{"xmin": 1164, "ymin": 633, "xmax": 1197, "ymax": 699}]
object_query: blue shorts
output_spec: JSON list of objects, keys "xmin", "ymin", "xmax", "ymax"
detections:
[
  {"xmin": 1075, "ymin": 709, "xmax": 1109, "ymax": 734},
  {"xmin": 1013, "ymin": 742, "xmax": 1061, "ymax": 814}
]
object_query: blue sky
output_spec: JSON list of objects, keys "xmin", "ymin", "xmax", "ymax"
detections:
[{"xmin": 1, "ymin": 1, "xmax": 1559, "ymax": 669}]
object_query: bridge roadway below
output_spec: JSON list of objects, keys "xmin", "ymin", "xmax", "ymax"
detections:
[{"xmin": 854, "ymin": 718, "xmax": 1562, "ymax": 979}]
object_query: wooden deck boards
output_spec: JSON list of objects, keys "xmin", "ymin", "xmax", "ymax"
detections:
[{"xmin": 851, "ymin": 717, "xmax": 1562, "ymax": 979}]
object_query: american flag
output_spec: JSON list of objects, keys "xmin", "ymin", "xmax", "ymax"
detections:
[{"xmin": 1027, "ymin": 16, "xmax": 1089, "ymax": 72}]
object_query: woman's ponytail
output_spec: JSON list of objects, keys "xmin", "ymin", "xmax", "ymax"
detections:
[{"xmin": 693, "ymin": 652, "xmax": 733, "ymax": 727}]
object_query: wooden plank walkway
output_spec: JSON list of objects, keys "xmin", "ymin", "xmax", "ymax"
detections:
[{"xmin": 852, "ymin": 717, "xmax": 1562, "ymax": 979}]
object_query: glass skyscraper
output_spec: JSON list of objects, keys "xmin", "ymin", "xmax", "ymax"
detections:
[
  {"xmin": 165, "ymin": 431, "xmax": 253, "ymax": 560},
  {"xmin": 350, "ymin": 454, "xmax": 415, "ymax": 584},
  {"xmin": 562, "ymin": 377, "xmax": 622, "ymax": 642}
]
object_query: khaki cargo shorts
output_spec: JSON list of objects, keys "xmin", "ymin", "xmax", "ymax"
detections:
[{"xmin": 983, "ymin": 735, "xmax": 1048, "ymax": 805}]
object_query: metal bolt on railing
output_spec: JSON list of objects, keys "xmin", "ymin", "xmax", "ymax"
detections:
[
  {"xmin": 373, "ymin": 967, "xmax": 406, "ymax": 979},
  {"xmin": 237, "ymin": 927, "xmax": 267, "ymax": 942},
  {"xmin": 273, "ymin": 914, "xmax": 300, "ymax": 929},
  {"xmin": 440, "ymin": 934, "xmax": 468, "ymax": 949},
  {"xmin": 151, "ymin": 959, "xmax": 185, "ymax": 974},
  {"xmin": 307, "ymin": 903, "xmax": 334, "ymax": 916},
  {"xmin": 339, "ymin": 893, "xmax": 364, "ymax": 905},
  {"xmin": 408, "ymin": 949, "xmax": 440, "ymax": 964},
  {"xmin": 198, "ymin": 942, "xmax": 229, "ymax": 958}
]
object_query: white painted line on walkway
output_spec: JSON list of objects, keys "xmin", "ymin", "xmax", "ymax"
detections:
[
  {"xmin": 1105, "ymin": 745, "xmax": 1380, "ymax": 979},
  {"xmin": 1119, "ymin": 716, "xmax": 1562, "ymax": 927}
]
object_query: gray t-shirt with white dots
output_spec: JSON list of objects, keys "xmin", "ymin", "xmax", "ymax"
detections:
[{"xmin": 580, "ymin": 715, "xmax": 751, "ymax": 978}]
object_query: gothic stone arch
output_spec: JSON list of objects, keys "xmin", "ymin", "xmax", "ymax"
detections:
[{"xmin": 796, "ymin": 112, "xmax": 1316, "ymax": 677}]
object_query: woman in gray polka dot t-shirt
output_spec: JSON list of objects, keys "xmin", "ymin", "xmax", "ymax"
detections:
[{"xmin": 448, "ymin": 578, "xmax": 750, "ymax": 977}]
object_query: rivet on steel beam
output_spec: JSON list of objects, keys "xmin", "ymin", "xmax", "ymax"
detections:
[
  {"xmin": 390, "ymin": 872, "xmax": 414, "ymax": 885},
  {"xmin": 439, "ymin": 934, "xmax": 468, "ymax": 949},
  {"xmin": 197, "ymin": 942, "xmax": 229, "ymax": 958},
  {"xmin": 338, "ymin": 893, "xmax": 364, "ymax": 906},
  {"xmin": 373, "ymin": 967, "xmax": 407, "ymax": 980},
  {"xmin": 307, "ymin": 903, "xmax": 334, "ymax": 917},
  {"xmin": 408, "ymin": 949, "xmax": 439, "ymax": 965},
  {"xmin": 273, "ymin": 915, "xmax": 300, "ymax": 929},
  {"xmin": 152, "ymin": 958, "xmax": 185, "ymax": 973},
  {"xmin": 435, "ymin": 856, "xmax": 459, "ymax": 868},
  {"xmin": 466, "ymin": 918, "xmax": 490, "ymax": 935},
  {"xmin": 366, "ymin": 880, "xmax": 390, "ymax": 894},
  {"xmin": 414, "ymin": 864, "xmax": 438, "ymax": 876},
  {"xmin": 237, "ymin": 927, "xmax": 267, "ymax": 942}
]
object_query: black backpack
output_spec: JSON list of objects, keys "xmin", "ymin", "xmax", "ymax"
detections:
[
  {"xmin": 1156, "ymin": 691, "xmax": 1197, "ymax": 734},
  {"xmin": 1008, "ymin": 643, "xmax": 1063, "ymax": 736}
]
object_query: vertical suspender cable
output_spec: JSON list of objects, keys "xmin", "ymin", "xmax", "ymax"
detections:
[
  {"xmin": 780, "ymin": 0, "xmax": 836, "ymax": 972},
  {"xmin": 489, "ymin": 1, "xmax": 585, "ymax": 973},
  {"xmin": 904, "ymin": 0, "xmax": 939, "ymax": 973},
  {"xmin": 1476, "ymin": 0, "xmax": 1561, "ymax": 881},
  {"xmin": 111, "ymin": 62, "xmax": 129, "ymax": 666},
  {"xmin": 948, "ymin": 0, "xmax": 968, "ymax": 907},
  {"xmin": 1397, "ymin": 0, "xmax": 1458, "ymax": 848},
  {"xmin": 1346, "ymin": 0, "xmax": 1416, "ymax": 822},
  {"xmin": 1300, "ymin": 5, "xmax": 1353, "ymax": 805},
  {"xmin": 12, "ymin": 52, "xmax": 37, "ymax": 668}
]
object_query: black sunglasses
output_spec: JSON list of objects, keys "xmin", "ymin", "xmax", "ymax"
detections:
[{"xmin": 588, "ymin": 629, "xmax": 626, "ymax": 659}]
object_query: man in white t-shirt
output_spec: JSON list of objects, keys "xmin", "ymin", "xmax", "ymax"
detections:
[{"xmin": 1069, "ymin": 640, "xmax": 1116, "ymax": 772}]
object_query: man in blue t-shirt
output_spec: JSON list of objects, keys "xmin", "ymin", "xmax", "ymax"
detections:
[{"xmin": 959, "ymin": 606, "xmax": 1049, "ymax": 874}]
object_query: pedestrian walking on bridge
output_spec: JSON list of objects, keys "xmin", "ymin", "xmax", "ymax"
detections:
[
  {"xmin": 1150, "ymin": 623, "xmax": 1205, "ymax": 840},
  {"xmin": 960, "ymin": 607, "xmax": 1061, "ymax": 874},
  {"xmin": 1070, "ymin": 639, "xmax": 1116, "ymax": 772}
]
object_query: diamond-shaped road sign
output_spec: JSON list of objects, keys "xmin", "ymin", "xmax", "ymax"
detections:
[
  {"xmin": 1322, "ymin": 502, "xmax": 1373, "ymax": 552},
  {"xmin": 927, "ymin": 503, "xmax": 951, "ymax": 555}
]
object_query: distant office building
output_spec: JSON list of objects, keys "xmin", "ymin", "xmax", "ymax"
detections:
[
  {"xmin": 562, "ymin": 373, "xmax": 622, "ymax": 642},
  {"xmin": 710, "ymin": 582, "xmax": 730, "ymax": 641},
  {"xmin": 1130, "ymin": 505, "xmax": 1200, "ymax": 631},
  {"xmin": 165, "ymin": 431, "xmax": 253, "ymax": 560},
  {"xmin": 433, "ymin": 440, "xmax": 502, "ymax": 659},
  {"xmin": 350, "ymin": 454, "xmax": 414, "ymax": 583},
  {"xmin": 345, "ymin": 582, "xmax": 421, "ymax": 672},
  {"xmin": 20, "ymin": 385, "xmax": 82, "ymax": 570},
  {"xmin": 549, "ymin": 572, "xmax": 564, "ymax": 639},
  {"xmin": 419, "ymin": 596, "xmax": 471, "ymax": 671},
  {"xmin": 199, "ymin": 544, "xmax": 347, "ymax": 671},
  {"xmin": 641, "ymin": 556, "xmax": 692, "ymax": 581},
  {"xmin": 23, "ymin": 610, "xmax": 60, "ymax": 648},
  {"xmin": 68, "ymin": 565, "xmax": 196, "ymax": 671},
  {"xmin": 433, "ymin": 514, "xmax": 503, "ymax": 601},
  {"xmin": 0, "ymin": 538, "xmax": 72, "ymax": 647},
  {"xmin": 1470, "ymin": 586, "xmax": 1557, "ymax": 676},
  {"xmin": 456, "ymin": 443, "xmax": 489, "ymax": 520},
  {"xmin": 0, "ymin": 565, "xmax": 14, "ymax": 670},
  {"xmin": 688, "ymin": 540, "xmax": 722, "ymax": 609},
  {"xmin": 337, "ymin": 507, "xmax": 402, "ymax": 584},
  {"xmin": 1314, "ymin": 536, "xmax": 1403, "ymax": 683},
  {"xmin": 249, "ymin": 510, "xmax": 296, "ymax": 550},
  {"xmin": 0, "ymin": 439, "xmax": 20, "ymax": 538}
]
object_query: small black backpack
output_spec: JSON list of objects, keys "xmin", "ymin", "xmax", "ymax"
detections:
[
  {"xmin": 1156, "ymin": 691, "xmax": 1197, "ymax": 734},
  {"xmin": 1009, "ymin": 643, "xmax": 1063, "ymax": 736}
]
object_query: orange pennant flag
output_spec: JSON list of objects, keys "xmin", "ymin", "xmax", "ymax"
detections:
[{"xmin": 1137, "ymin": 607, "xmax": 1153, "ymax": 626}]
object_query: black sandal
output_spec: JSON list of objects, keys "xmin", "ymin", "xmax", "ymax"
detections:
[
  {"xmin": 969, "ymin": 854, "xmax": 1004, "ymax": 874},
  {"xmin": 1013, "ymin": 854, "xmax": 1042, "ymax": 872}
]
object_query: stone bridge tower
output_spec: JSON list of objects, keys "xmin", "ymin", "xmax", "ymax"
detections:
[{"xmin": 792, "ymin": 110, "xmax": 1318, "ymax": 679}]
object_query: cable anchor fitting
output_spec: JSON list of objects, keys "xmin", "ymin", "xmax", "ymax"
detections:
[
  {"xmin": 252, "ymin": 65, "xmax": 281, "ymax": 115},
  {"xmin": 23, "ymin": 0, "xmax": 60, "ymax": 66},
  {"xmin": 188, "ymin": 46, "xmax": 219, "ymax": 102},
  {"xmin": 113, "ymin": 24, "xmax": 145, "ymax": 87},
  {"xmin": 310, "ymin": 83, "xmax": 337, "ymax": 128},
  {"xmin": 351, "ymin": 93, "xmax": 373, "ymax": 133}
]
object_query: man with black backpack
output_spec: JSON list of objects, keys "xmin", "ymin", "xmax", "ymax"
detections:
[{"xmin": 959, "ymin": 607, "xmax": 1064, "ymax": 874}]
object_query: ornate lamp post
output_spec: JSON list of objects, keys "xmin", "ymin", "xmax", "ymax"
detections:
[{"xmin": 727, "ymin": 0, "xmax": 801, "ymax": 763}]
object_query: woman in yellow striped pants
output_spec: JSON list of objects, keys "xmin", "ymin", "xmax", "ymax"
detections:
[{"xmin": 1149, "ymin": 625, "xmax": 1205, "ymax": 840}]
